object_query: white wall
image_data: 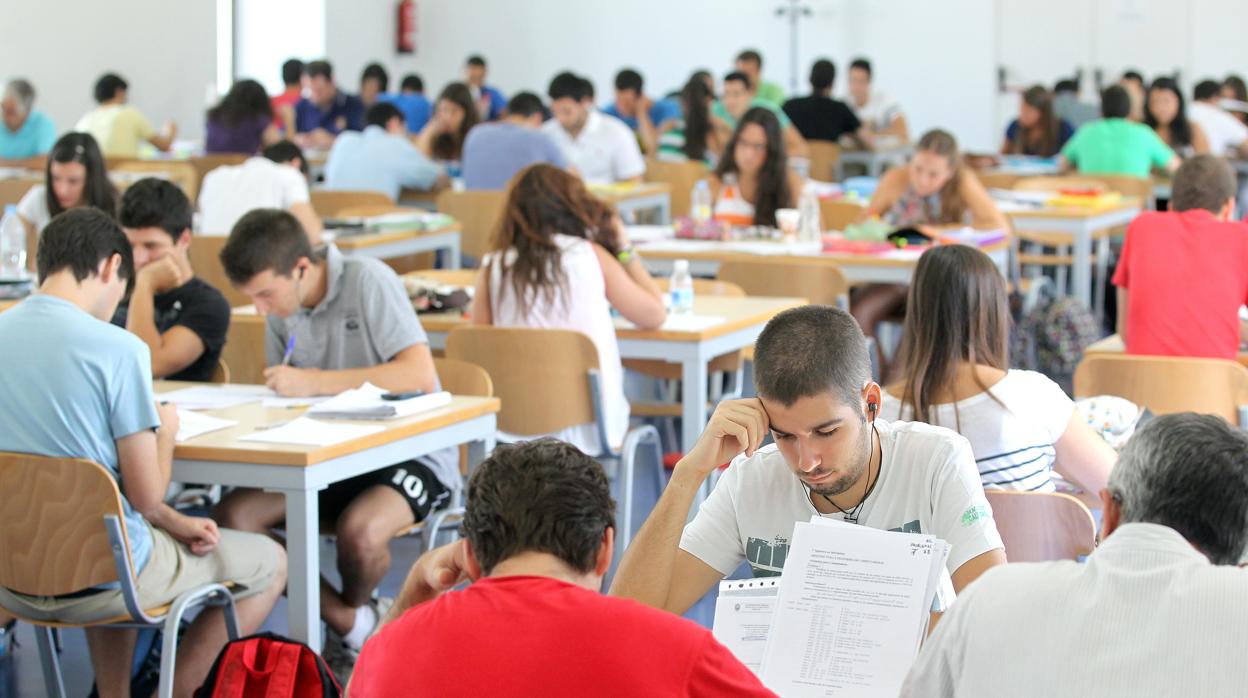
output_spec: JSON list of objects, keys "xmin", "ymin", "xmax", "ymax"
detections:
[
  {"xmin": 236, "ymin": 0, "xmax": 326, "ymax": 95},
  {"xmin": 0, "ymin": 0, "xmax": 218, "ymax": 143}
]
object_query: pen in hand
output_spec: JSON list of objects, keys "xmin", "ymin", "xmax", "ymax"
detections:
[{"xmin": 280, "ymin": 335, "xmax": 296, "ymax": 367}]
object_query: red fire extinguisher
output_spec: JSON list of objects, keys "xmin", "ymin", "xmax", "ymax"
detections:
[{"xmin": 397, "ymin": 0, "xmax": 417, "ymax": 54}]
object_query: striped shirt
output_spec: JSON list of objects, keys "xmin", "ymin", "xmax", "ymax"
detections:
[{"xmin": 881, "ymin": 370, "xmax": 1073, "ymax": 492}]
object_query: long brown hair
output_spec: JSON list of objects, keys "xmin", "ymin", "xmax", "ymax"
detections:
[
  {"xmin": 894, "ymin": 245, "xmax": 1010, "ymax": 431},
  {"xmin": 489, "ymin": 164, "xmax": 620, "ymax": 314},
  {"xmin": 432, "ymin": 82, "xmax": 479, "ymax": 161},
  {"xmin": 713, "ymin": 107, "xmax": 791, "ymax": 226},
  {"xmin": 1008, "ymin": 85, "xmax": 1061, "ymax": 157},
  {"xmin": 915, "ymin": 129, "xmax": 967, "ymax": 225}
]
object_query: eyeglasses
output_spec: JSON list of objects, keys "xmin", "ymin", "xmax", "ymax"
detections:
[{"xmin": 737, "ymin": 139, "xmax": 768, "ymax": 152}]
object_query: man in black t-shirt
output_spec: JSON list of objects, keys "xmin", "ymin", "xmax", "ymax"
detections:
[
  {"xmin": 783, "ymin": 59, "xmax": 865, "ymax": 144},
  {"xmin": 114, "ymin": 178, "xmax": 230, "ymax": 382}
]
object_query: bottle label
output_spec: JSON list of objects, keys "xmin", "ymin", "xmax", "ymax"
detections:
[{"xmin": 671, "ymin": 287, "xmax": 694, "ymax": 312}]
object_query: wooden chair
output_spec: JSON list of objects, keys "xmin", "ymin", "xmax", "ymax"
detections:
[
  {"xmin": 0, "ymin": 178, "xmax": 38, "ymax": 209},
  {"xmin": 643, "ymin": 159, "xmax": 709, "ymax": 219},
  {"xmin": 110, "ymin": 160, "xmax": 200, "ymax": 203},
  {"xmin": 309, "ymin": 189, "xmax": 395, "ymax": 219},
  {"xmin": 446, "ymin": 327, "xmax": 661, "ymax": 550},
  {"xmin": 209, "ymin": 358, "xmax": 230, "ymax": 384},
  {"xmin": 0, "ymin": 453, "xmax": 240, "ymax": 698},
  {"xmin": 717, "ymin": 258, "xmax": 847, "ymax": 309},
  {"xmin": 221, "ymin": 312, "xmax": 266, "ymax": 386},
  {"xmin": 187, "ymin": 234, "xmax": 251, "ymax": 308},
  {"xmin": 1073, "ymin": 354, "xmax": 1248, "ymax": 426},
  {"xmin": 819, "ymin": 199, "xmax": 867, "ymax": 233},
  {"xmin": 974, "ymin": 171, "xmax": 1023, "ymax": 191},
  {"xmin": 435, "ymin": 189, "xmax": 507, "ymax": 263},
  {"xmin": 806, "ymin": 141, "xmax": 842, "ymax": 183},
  {"xmin": 986, "ymin": 490, "xmax": 1097, "ymax": 562}
]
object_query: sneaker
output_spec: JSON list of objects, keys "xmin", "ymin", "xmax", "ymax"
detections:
[{"xmin": 322, "ymin": 597, "xmax": 393, "ymax": 685}]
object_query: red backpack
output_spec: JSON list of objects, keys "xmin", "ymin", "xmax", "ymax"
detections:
[{"xmin": 196, "ymin": 632, "xmax": 342, "ymax": 698}]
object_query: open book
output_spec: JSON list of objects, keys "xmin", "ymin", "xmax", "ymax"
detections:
[{"xmin": 713, "ymin": 517, "xmax": 950, "ymax": 697}]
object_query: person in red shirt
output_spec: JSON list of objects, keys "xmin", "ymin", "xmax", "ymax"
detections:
[
  {"xmin": 350, "ymin": 439, "xmax": 774, "ymax": 697},
  {"xmin": 1114, "ymin": 154, "xmax": 1248, "ymax": 359},
  {"xmin": 270, "ymin": 58, "xmax": 303, "ymax": 134}
]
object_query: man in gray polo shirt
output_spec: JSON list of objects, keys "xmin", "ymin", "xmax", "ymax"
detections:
[{"xmin": 215, "ymin": 208, "xmax": 455, "ymax": 681}]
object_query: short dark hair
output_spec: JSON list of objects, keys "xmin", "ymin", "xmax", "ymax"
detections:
[
  {"xmin": 119, "ymin": 178, "xmax": 192, "ymax": 242},
  {"xmin": 366, "ymin": 101, "xmax": 404, "ymax": 128},
  {"xmin": 262, "ymin": 140, "xmax": 307, "ymax": 175},
  {"xmin": 360, "ymin": 62, "xmax": 388, "ymax": 92},
  {"xmin": 548, "ymin": 71, "xmax": 587, "ymax": 101},
  {"xmin": 305, "ymin": 60, "xmax": 333, "ymax": 81},
  {"xmin": 400, "ymin": 73, "xmax": 424, "ymax": 93},
  {"xmin": 1100, "ymin": 85, "xmax": 1131, "ymax": 118},
  {"xmin": 466, "ymin": 55, "xmax": 486, "ymax": 68},
  {"xmin": 1171, "ymin": 155, "xmax": 1236, "ymax": 213},
  {"xmin": 581, "ymin": 77, "xmax": 595, "ymax": 100},
  {"xmin": 37, "ymin": 208, "xmax": 134, "ymax": 294},
  {"xmin": 219, "ymin": 209, "xmax": 312, "ymax": 286},
  {"xmin": 281, "ymin": 58, "xmax": 304, "ymax": 87},
  {"xmin": 506, "ymin": 91, "xmax": 545, "ymax": 118},
  {"xmin": 849, "ymin": 58, "xmax": 872, "ymax": 77},
  {"xmin": 736, "ymin": 49, "xmax": 763, "ymax": 68},
  {"xmin": 1194, "ymin": 79, "xmax": 1223, "ymax": 101},
  {"xmin": 754, "ymin": 305, "xmax": 872, "ymax": 409},
  {"xmin": 1109, "ymin": 413, "xmax": 1248, "ymax": 565},
  {"xmin": 724, "ymin": 71, "xmax": 752, "ymax": 91},
  {"xmin": 94, "ymin": 73, "xmax": 128, "ymax": 103},
  {"xmin": 463, "ymin": 440, "xmax": 615, "ymax": 575},
  {"xmin": 614, "ymin": 69, "xmax": 643, "ymax": 95},
  {"xmin": 810, "ymin": 59, "xmax": 836, "ymax": 91},
  {"xmin": 1121, "ymin": 70, "xmax": 1145, "ymax": 85},
  {"xmin": 1054, "ymin": 79, "xmax": 1079, "ymax": 94}
]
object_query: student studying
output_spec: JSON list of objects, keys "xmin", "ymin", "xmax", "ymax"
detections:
[
  {"xmin": 325, "ymin": 102, "xmax": 445, "ymax": 198},
  {"xmin": 782, "ymin": 59, "xmax": 864, "ymax": 144},
  {"xmin": 1144, "ymin": 77, "xmax": 1209, "ymax": 157},
  {"xmin": 293, "ymin": 60, "xmax": 364, "ymax": 149},
  {"xmin": 75, "ymin": 73, "xmax": 177, "ymax": 158},
  {"xmin": 542, "ymin": 72, "xmax": 646, "ymax": 185},
  {"xmin": 414, "ymin": 82, "xmax": 479, "ymax": 165},
  {"xmin": 461, "ymin": 92, "xmax": 566, "ymax": 191},
  {"xmin": 655, "ymin": 73, "xmax": 726, "ymax": 165},
  {"xmin": 17, "ymin": 132, "xmax": 118, "ymax": 240},
  {"xmin": 0, "ymin": 79, "xmax": 55, "ymax": 161},
  {"xmin": 204, "ymin": 78, "xmax": 280, "ymax": 155},
  {"xmin": 197, "ymin": 140, "xmax": 323, "ymax": 242},
  {"xmin": 708, "ymin": 108, "xmax": 804, "ymax": 227},
  {"xmin": 1059, "ymin": 85, "xmax": 1180, "ymax": 176},
  {"xmin": 1001, "ymin": 85, "xmax": 1073, "ymax": 157}
]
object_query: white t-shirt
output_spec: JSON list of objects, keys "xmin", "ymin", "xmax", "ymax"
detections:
[
  {"xmin": 16, "ymin": 185, "xmax": 51, "ymax": 233},
  {"xmin": 1188, "ymin": 101, "xmax": 1248, "ymax": 157},
  {"xmin": 880, "ymin": 370, "xmax": 1073, "ymax": 492},
  {"xmin": 850, "ymin": 90, "xmax": 904, "ymax": 133},
  {"xmin": 541, "ymin": 110, "xmax": 645, "ymax": 185},
  {"xmin": 198, "ymin": 157, "xmax": 311, "ymax": 235},
  {"xmin": 680, "ymin": 419, "xmax": 1003, "ymax": 607}
]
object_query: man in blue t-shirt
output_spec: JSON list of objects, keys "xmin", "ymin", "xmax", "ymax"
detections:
[
  {"xmin": 0, "ymin": 209, "xmax": 285, "ymax": 695},
  {"xmin": 602, "ymin": 68, "xmax": 681, "ymax": 156},
  {"xmin": 464, "ymin": 55, "xmax": 506, "ymax": 121},
  {"xmin": 462, "ymin": 92, "xmax": 566, "ymax": 191},
  {"xmin": 0, "ymin": 79, "xmax": 56, "ymax": 160},
  {"xmin": 378, "ymin": 73, "xmax": 432, "ymax": 134},
  {"xmin": 294, "ymin": 60, "xmax": 364, "ymax": 149}
]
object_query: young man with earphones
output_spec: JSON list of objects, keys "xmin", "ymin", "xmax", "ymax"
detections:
[
  {"xmin": 215, "ymin": 209, "xmax": 457, "ymax": 683},
  {"xmin": 612, "ymin": 305, "xmax": 1006, "ymax": 624}
]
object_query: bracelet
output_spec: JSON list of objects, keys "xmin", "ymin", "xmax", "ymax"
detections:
[{"xmin": 616, "ymin": 247, "xmax": 637, "ymax": 264}]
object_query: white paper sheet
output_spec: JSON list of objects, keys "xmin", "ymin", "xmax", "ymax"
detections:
[
  {"xmin": 614, "ymin": 314, "xmax": 726, "ymax": 332},
  {"xmin": 237, "ymin": 417, "xmax": 384, "ymax": 446},
  {"xmin": 712, "ymin": 578, "xmax": 781, "ymax": 675},
  {"xmin": 305, "ymin": 383, "xmax": 453, "ymax": 420},
  {"xmin": 158, "ymin": 385, "xmax": 271, "ymax": 410},
  {"xmin": 260, "ymin": 396, "xmax": 331, "ymax": 409},
  {"xmin": 623, "ymin": 224, "xmax": 676, "ymax": 243},
  {"xmin": 174, "ymin": 409, "xmax": 238, "ymax": 443}
]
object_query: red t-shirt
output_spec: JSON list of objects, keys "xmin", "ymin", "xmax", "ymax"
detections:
[
  {"xmin": 350, "ymin": 575, "xmax": 775, "ymax": 697},
  {"xmin": 270, "ymin": 88, "xmax": 301, "ymax": 131},
  {"xmin": 1112, "ymin": 209, "xmax": 1248, "ymax": 359}
]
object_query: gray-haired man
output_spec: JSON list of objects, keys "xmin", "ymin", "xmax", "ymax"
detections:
[
  {"xmin": 0, "ymin": 79, "xmax": 55, "ymax": 160},
  {"xmin": 903, "ymin": 413, "xmax": 1248, "ymax": 697}
]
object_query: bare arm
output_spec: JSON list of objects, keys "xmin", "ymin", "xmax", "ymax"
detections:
[
  {"xmin": 147, "ymin": 122, "xmax": 177, "ymax": 152},
  {"xmin": 414, "ymin": 120, "xmax": 442, "ymax": 158},
  {"xmin": 469, "ymin": 266, "xmax": 492, "ymax": 325},
  {"xmin": 860, "ymin": 167, "xmax": 908, "ymax": 220},
  {"xmin": 1052, "ymin": 412, "xmax": 1118, "ymax": 494},
  {"xmin": 787, "ymin": 171, "xmax": 806, "ymax": 208},
  {"xmin": 883, "ymin": 114, "xmax": 910, "ymax": 142},
  {"xmin": 637, "ymin": 105, "xmax": 659, "ymax": 156},
  {"xmin": 950, "ymin": 548, "xmax": 1006, "ymax": 593},
  {"xmin": 1116, "ymin": 286, "xmax": 1128, "ymax": 342},
  {"xmin": 1191, "ymin": 123, "xmax": 1211, "ymax": 155},
  {"xmin": 959, "ymin": 170, "xmax": 1011, "ymax": 230},
  {"xmin": 288, "ymin": 202, "xmax": 323, "ymax": 246},
  {"xmin": 115, "ymin": 404, "xmax": 178, "ymax": 516},
  {"xmin": 593, "ymin": 243, "xmax": 666, "ymax": 329},
  {"xmin": 126, "ymin": 262, "xmax": 205, "ymax": 379},
  {"xmin": 260, "ymin": 122, "xmax": 282, "ymax": 148}
]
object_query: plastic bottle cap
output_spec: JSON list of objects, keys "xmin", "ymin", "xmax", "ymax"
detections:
[
  {"xmin": 674, "ymin": 259, "xmax": 690, "ymax": 272},
  {"xmin": 3, "ymin": 205, "xmax": 15, "ymax": 215}
]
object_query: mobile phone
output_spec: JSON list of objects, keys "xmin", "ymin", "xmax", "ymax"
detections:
[{"xmin": 382, "ymin": 390, "xmax": 426, "ymax": 401}]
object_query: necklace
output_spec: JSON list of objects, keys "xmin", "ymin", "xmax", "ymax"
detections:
[{"xmin": 820, "ymin": 423, "xmax": 882, "ymax": 524}]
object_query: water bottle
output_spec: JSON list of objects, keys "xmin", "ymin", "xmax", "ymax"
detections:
[
  {"xmin": 0, "ymin": 205, "xmax": 26, "ymax": 277},
  {"xmin": 669, "ymin": 259, "xmax": 694, "ymax": 315},
  {"xmin": 691, "ymin": 180, "xmax": 712, "ymax": 223},
  {"xmin": 798, "ymin": 188, "xmax": 821, "ymax": 242}
]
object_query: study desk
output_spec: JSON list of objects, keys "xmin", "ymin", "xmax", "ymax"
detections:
[
  {"xmin": 589, "ymin": 182, "xmax": 673, "ymax": 224},
  {"xmin": 835, "ymin": 144, "xmax": 914, "ymax": 179},
  {"xmin": 1084, "ymin": 334, "xmax": 1248, "ymax": 367},
  {"xmin": 157, "ymin": 381, "xmax": 500, "ymax": 652},
  {"xmin": 329, "ymin": 222, "xmax": 463, "ymax": 269}
]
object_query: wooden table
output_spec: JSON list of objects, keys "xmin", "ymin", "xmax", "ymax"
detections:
[
  {"xmin": 330, "ymin": 222, "xmax": 463, "ymax": 269},
  {"xmin": 589, "ymin": 182, "xmax": 672, "ymax": 224},
  {"xmin": 1085, "ymin": 333, "xmax": 1248, "ymax": 367},
  {"xmin": 158, "ymin": 380, "xmax": 499, "ymax": 652}
]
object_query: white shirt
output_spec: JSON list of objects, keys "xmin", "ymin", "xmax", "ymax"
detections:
[
  {"xmin": 902, "ymin": 523, "xmax": 1248, "ymax": 697},
  {"xmin": 16, "ymin": 185, "xmax": 51, "ymax": 233},
  {"xmin": 1188, "ymin": 101, "xmax": 1248, "ymax": 157},
  {"xmin": 881, "ymin": 370, "xmax": 1073, "ymax": 492},
  {"xmin": 541, "ymin": 110, "xmax": 645, "ymax": 185},
  {"xmin": 680, "ymin": 419, "xmax": 1003, "ymax": 608},
  {"xmin": 482, "ymin": 234, "xmax": 628, "ymax": 455},
  {"xmin": 198, "ymin": 157, "xmax": 310, "ymax": 235},
  {"xmin": 850, "ymin": 90, "xmax": 904, "ymax": 132}
]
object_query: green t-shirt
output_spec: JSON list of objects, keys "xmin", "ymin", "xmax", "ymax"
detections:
[
  {"xmin": 756, "ymin": 81, "xmax": 787, "ymax": 108},
  {"xmin": 711, "ymin": 97, "xmax": 792, "ymax": 130},
  {"xmin": 1060, "ymin": 118, "xmax": 1175, "ymax": 177}
]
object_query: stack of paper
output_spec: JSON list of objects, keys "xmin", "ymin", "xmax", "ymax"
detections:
[
  {"xmin": 306, "ymin": 383, "xmax": 453, "ymax": 420},
  {"xmin": 713, "ymin": 517, "xmax": 950, "ymax": 697},
  {"xmin": 159, "ymin": 385, "xmax": 271, "ymax": 410},
  {"xmin": 175, "ymin": 409, "xmax": 239, "ymax": 443},
  {"xmin": 238, "ymin": 417, "xmax": 384, "ymax": 446}
]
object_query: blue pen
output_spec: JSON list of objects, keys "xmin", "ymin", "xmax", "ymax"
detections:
[{"xmin": 280, "ymin": 334, "xmax": 296, "ymax": 366}]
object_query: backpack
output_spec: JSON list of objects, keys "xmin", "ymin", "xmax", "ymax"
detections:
[
  {"xmin": 196, "ymin": 632, "xmax": 342, "ymax": 698},
  {"xmin": 1011, "ymin": 288, "xmax": 1102, "ymax": 394}
]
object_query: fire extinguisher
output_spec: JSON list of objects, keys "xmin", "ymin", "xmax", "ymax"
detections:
[{"xmin": 397, "ymin": 0, "xmax": 416, "ymax": 54}]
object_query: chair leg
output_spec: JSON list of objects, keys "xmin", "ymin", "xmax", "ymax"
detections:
[
  {"xmin": 618, "ymin": 425, "xmax": 662, "ymax": 553},
  {"xmin": 158, "ymin": 585, "xmax": 240, "ymax": 698},
  {"xmin": 34, "ymin": 626, "xmax": 66, "ymax": 698},
  {"xmin": 1055, "ymin": 246, "xmax": 1069, "ymax": 296},
  {"xmin": 1094, "ymin": 236, "xmax": 1110, "ymax": 325},
  {"xmin": 52, "ymin": 627, "xmax": 62, "ymax": 653}
]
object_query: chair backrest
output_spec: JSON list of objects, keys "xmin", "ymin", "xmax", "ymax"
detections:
[
  {"xmin": 1094, "ymin": 174, "xmax": 1155, "ymax": 205},
  {"xmin": 654, "ymin": 277, "xmax": 746, "ymax": 297},
  {"xmin": 435, "ymin": 189, "xmax": 507, "ymax": 261},
  {"xmin": 806, "ymin": 141, "xmax": 841, "ymax": 183},
  {"xmin": 0, "ymin": 453, "xmax": 128, "ymax": 595},
  {"xmin": 718, "ymin": 259, "xmax": 845, "ymax": 307},
  {"xmin": 643, "ymin": 159, "xmax": 709, "ymax": 219},
  {"xmin": 974, "ymin": 171, "xmax": 1023, "ymax": 191},
  {"xmin": 433, "ymin": 357, "xmax": 494, "ymax": 396},
  {"xmin": 1013, "ymin": 176, "xmax": 1108, "ymax": 193},
  {"xmin": 445, "ymin": 326, "xmax": 599, "ymax": 435},
  {"xmin": 819, "ymin": 199, "xmax": 867, "ymax": 232},
  {"xmin": 985, "ymin": 490, "xmax": 1097, "ymax": 562},
  {"xmin": 310, "ymin": 189, "xmax": 395, "ymax": 218},
  {"xmin": 188, "ymin": 234, "xmax": 252, "ymax": 307},
  {"xmin": 210, "ymin": 358, "xmax": 231, "ymax": 384},
  {"xmin": 1074, "ymin": 354, "xmax": 1248, "ymax": 423},
  {"xmin": 111, "ymin": 160, "xmax": 200, "ymax": 203},
  {"xmin": 0, "ymin": 179, "xmax": 38, "ymax": 209}
]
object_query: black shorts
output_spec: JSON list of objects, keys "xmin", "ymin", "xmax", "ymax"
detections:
[{"xmin": 319, "ymin": 459, "xmax": 452, "ymax": 525}]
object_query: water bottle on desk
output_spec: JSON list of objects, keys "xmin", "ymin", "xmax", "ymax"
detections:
[
  {"xmin": 0, "ymin": 205, "xmax": 26, "ymax": 277},
  {"xmin": 669, "ymin": 259, "xmax": 694, "ymax": 315},
  {"xmin": 798, "ymin": 189, "xmax": 822, "ymax": 243},
  {"xmin": 691, "ymin": 180, "xmax": 712, "ymax": 223}
]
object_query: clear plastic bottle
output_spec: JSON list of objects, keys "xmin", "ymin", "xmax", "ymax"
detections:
[
  {"xmin": 691, "ymin": 180, "xmax": 712, "ymax": 223},
  {"xmin": 0, "ymin": 205, "xmax": 26, "ymax": 277},
  {"xmin": 669, "ymin": 259, "xmax": 694, "ymax": 315},
  {"xmin": 798, "ymin": 188, "xmax": 822, "ymax": 242}
]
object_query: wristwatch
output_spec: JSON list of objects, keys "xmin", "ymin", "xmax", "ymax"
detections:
[{"xmin": 616, "ymin": 247, "xmax": 637, "ymax": 264}]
